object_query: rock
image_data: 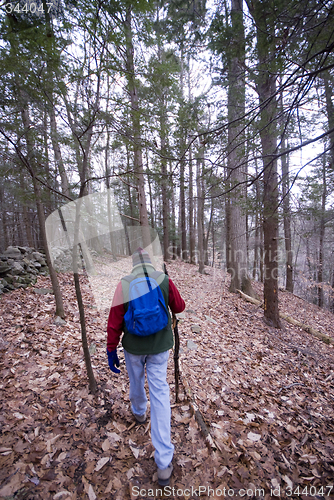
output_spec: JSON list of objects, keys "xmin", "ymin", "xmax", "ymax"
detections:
[
  {"xmin": 10, "ymin": 262, "xmax": 24, "ymax": 275},
  {"xmin": 34, "ymin": 288, "xmax": 54, "ymax": 295},
  {"xmin": 205, "ymin": 315, "xmax": 218, "ymax": 324},
  {"xmin": 187, "ymin": 340, "xmax": 198, "ymax": 350},
  {"xmin": 51, "ymin": 247, "xmax": 65, "ymax": 260},
  {"xmin": 0, "ymin": 246, "xmax": 48, "ymax": 293},
  {"xmin": 191, "ymin": 324, "xmax": 202, "ymax": 334},
  {"xmin": 18, "ymin": 246, "xmax": 34, "ymax": 253},
  {"xmin": 0, "ymin": 264, "xmax": 11, "ymax": 276},
  {"xmin": 24, "ymin": 266, "xmax": 34, "ymax": 273},
  {"xmin": 4, "ymin": 246, "xmax": 22, "ymax": 258},
  {"xmin": 54, "ymin": 316, "xmax": 66, "ymax": 326},
  {"xmin": 15, "ymin": 276, "xmax": 29, "ymax": 285},
  {"xmin": 176, "ymin": 312, "xmax": 186, "ymax": 319},
  {"xmin": 32, "ymin": 252, "xmax": 47, "ymax": 266}
]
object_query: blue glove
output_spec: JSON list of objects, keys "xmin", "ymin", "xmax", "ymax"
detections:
[{"xmin": 107, "ymin": 349, "xmax": 120, "ymax": 374}]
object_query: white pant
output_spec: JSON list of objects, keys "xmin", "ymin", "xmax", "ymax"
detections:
[{"xmin": 124, "ymin": 350, "xmax": 174, "ymax": 469}]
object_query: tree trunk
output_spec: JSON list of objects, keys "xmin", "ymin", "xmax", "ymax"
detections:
[
  {"xmin": 226, "ymin": 0, "xmax": 255, "ymax": 297},
  {"xmin": 180, "ymin": 158, "xmax": 187, "ymax": 260},
  {"xmin": 43, "ymin": 111, "xmax": 53, "ymax": 215},
  {"xmin": 21, "ymin": 103, "xmax": 65, "ymax": 319},
  {"xmin": 279, "ymin": 86, "xmax": 293, "ymax": 293},
  {"xmin": 318, "ymin": 154, "xmax": 327, "ymax": 308},
  {"xmin": 247, "ymin": 0, "xmax": 281, "ymax": 327},
  {"xmin": 197, "ymin": 140, "xmax": 205, "ymax": 273},
  {"xmin": 189, "ymin": 144, "xmax": 195, "ymax": 263},
  {"xmin": 0, "ymin": 184, "xmax": 9, "ymax": 251},
  {"xmin": 125, "ymin": 142, "xmax": 134, "ymax": 220},
  {"xmin": 281, "ymin": 141, "xmax": 293, "ymax": 293},
  {"xmin": 124, "ymin": 7, "xmax": 150, "ymax": 247},
  {"xmin": 104, "ymin": 128, "xmax": 117, "ymax": 260},
  {"xmin": 324, "ymin": 72, "xmax": 334, "ymax": 312},
  {"xmin": 204, "ymin": 199, "xmax": 214, "ymax": 266},
  {"xmin": 159, "ymin": 104, "xmax": 169, "ymax": 261},
  {"xmin": 178, "ymin": 43, "xmax": 187, "ymax": 260},
  {"xmin": 260, "ymin": 109, "xmax": 281, "ymax": 327},
  {"xmin": 49, "ymin": 104, "xmax": 70, "ymax": 199},
  {"xmin": 324, "ymin": 72, "xmax": 334, "ymax": 169},
  {"xmin": 170, "ymin": 167, "xmax": 177, "ymax": 259},
  {"xmin": 72, "ymin": 196, "xmax": 97, "ymax": 395},
  {"xmin": 19, "ymin": 170, "xmax": 34, "ymax": 248},
  {"xmin": 44, "ymin": 5, "xmax": 70, "ymax": 201}
]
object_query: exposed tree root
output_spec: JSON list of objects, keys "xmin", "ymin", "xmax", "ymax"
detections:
[{"xmin": 237, "ymin": 289, "xmax": 334, "ymax": 345}]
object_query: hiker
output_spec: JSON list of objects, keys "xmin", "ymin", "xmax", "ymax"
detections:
[{"xmin": 106, "ymin": 248, "xmax": 185, "ymax": 486}]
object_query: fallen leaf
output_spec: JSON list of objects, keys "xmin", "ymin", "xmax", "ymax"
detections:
[
  {"xmin": 107, "ymin": 432, "xmax": 122, "ymax": 444},
  {"xmin": 13, "ymin": 412, "xmax": 25, "ymax": 420},
  {"xmin": 102, "ymin": 438, "xmax": 110, "ymax": 451},
  {"xmin": 247, "ymin": 432, "xmax": 261, "ymax": 442},
  {"xmin": 95, "ymin": 457, "xmax": 110, "ymax": 471},
  {"xmin": 82, "ymin": 477, "xmax": 96, "ymax": 500},
  {"xmin": 271, "ymin": 478, "xmax": 280, "ymax": 489},
  {"xmin": 127, "ymin": 468, "xmax": 135, "ymax": 480},
  {"xmin": 283, "ymin": 475, "xmax": 293, "ymax": 489},
  {"xmin": 0, "ymin": 470, "xmax": 24, "ymax": 497},
  {"xmin": 53, "ymin": 491, "xmax": 72, "ymax": 499}
]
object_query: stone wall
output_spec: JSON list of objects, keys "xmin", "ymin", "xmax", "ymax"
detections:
[{"xmin": 0, "ymin": 246, "xmax": 48, "ymax": 295}]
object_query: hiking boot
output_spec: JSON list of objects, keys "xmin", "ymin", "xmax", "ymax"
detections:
[
  {"xmin": 157, "ymin": 463, "xmax": 173, "ymax": 486},
  {"xmin": 132, "ymin": 411, "xmax": 147, "ymax": 424}
]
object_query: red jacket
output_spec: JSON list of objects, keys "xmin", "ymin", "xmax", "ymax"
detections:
[{"xmin": 107, "ymin": 277, "xmax": 185, "ymax": 352}]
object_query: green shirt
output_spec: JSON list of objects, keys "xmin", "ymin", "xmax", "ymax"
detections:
[{"xmin": 121, "ymin": 264, "xmax": 174, "ymax": 355}]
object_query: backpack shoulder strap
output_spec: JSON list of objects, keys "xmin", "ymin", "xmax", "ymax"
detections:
[
  {"xmin": 150, "ymin": 271, "xmax": 167, "ymax": 281},
  {"xmin": 122, "ymin": 274, "xmax": 136, "ymax": 284}
]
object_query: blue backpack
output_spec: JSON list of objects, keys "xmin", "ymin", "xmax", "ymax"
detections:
[{"xmin": 123, "ymin": 271, "xmax": 169, "ymax": 336}]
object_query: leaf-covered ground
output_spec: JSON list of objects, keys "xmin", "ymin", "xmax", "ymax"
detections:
[{"xmin": 0, "ymin": 261, "xmax": 334, "ymax": 500}]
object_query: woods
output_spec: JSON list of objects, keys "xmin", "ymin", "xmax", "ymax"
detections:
[
  {"xmin": 1, "ymin": 0, "xmax": 334, "ymax": 316},
  {"xmin": 1, "ymin": 0, "xmax": 334, "ymax": 314},
  {"xmin": 1, "ymin": 263, "xmax": 334, "ymax": 498},
  {"xmin": 1, "ymin": 0, "xmax": 334, "ymax": 496}
]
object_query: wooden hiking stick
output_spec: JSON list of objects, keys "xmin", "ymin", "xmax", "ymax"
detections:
[
  {"xmin": 163, "ymin": 263, "xmax": 180, "ymax": 403},
  {"xmin": 162, "ymin": 265, "xmax": 221, "ymax": 451}
]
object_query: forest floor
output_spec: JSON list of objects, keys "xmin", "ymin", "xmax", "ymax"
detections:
[{"xmin": 0, "ymin": 260, "xmax": 334, "ymax": 500}]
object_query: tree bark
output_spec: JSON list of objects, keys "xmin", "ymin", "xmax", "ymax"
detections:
[
  {"xmin": 247, "ymin": 0, "xmax": 281, "ymax": 327},
  {"xmin": 279, "ymin": 87, "xmax": 293, "ymax": 293},
  {"xmin": 159, "ymin": 101, "xmax": 169, "ymax": 261},
  {"xmin": 20, "ymin": 102, "xmax": 65, "ymax": 318},
  {"xmin": 226, "ymin": 0, "xmax": 256, "ymax": 297},
  {"xmin": 49, "ymin": 104, "xmax": 70, "ymax": 199},
  {"xmin": 124, "ymin": 7, "xmax": 150, "ymax": 247},
  {"xmin": 197, "ymin": 140, "xmax": 205, "ymax": 274},
  {"xmin": 318, "ymin": 154, "xmax": 327, "ymax": 308},
  {"xmin": 104, "ymin": 128, "xmax": 117, "ymax": 260},
  {"xmin": 72, "ymin": 196, "xmax": 97, "ymax": 395},
  {"xmin": 0, "ymin": 184, "xmax": 9, "ymax": 251},
  {"xmin": 281, "ymin": 138, "xmax": 293, "ymax": 292},
  {"xmin": 19, "ymin": 170, "xmax": 34, "ymax": 248},
  {"xmin": 188, "ymin": 144, "xmax": 195, "ymax": 263}
]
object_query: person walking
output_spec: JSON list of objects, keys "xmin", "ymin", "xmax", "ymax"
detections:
[{"xmin": 107, "ymin": 248, "xmax": 185, "ymax": 486}]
